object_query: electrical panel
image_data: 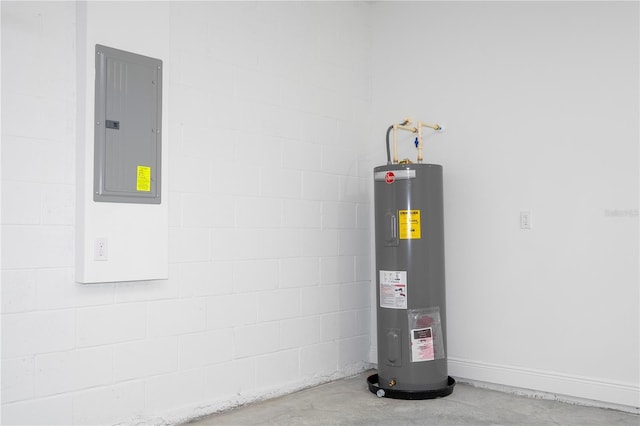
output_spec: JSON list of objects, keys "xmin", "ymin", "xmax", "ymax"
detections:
[{"xmin": 94, "ymin": 44, "xmax": 162, "ymax": 204}]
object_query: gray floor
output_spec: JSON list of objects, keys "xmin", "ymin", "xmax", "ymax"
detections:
[{"xmin": 185, "ymin": 371, "xmax": 638, "ymax": 425}]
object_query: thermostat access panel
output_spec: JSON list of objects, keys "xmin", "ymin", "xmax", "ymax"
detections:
[{"xmin": 94, "ymin": 44, "xmax": 162, "ymax": 204}]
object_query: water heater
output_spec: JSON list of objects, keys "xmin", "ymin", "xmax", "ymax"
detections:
[{"xmin": 367, "ymin": 120, "xmax": 455, "ymax": 399}]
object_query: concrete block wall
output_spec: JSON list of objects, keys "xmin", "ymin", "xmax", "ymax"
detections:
[{"xmin": 1, "ymin": 2, "xmax": 372, "ymax": 424}]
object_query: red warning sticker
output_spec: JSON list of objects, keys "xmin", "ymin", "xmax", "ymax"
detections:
[{"xmin": 385, "ymin": 171, "xmax": 395, "ymax": 184}]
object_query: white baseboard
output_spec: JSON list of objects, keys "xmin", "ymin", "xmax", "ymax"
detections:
[{"xmin": 448, "ymin": 356, "xmax": 639, "ymax": 413}]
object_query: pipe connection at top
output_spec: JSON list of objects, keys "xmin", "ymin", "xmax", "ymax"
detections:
[{"xmin": 386, "ymin": 117, "xmax": 442, "ymax": 164}]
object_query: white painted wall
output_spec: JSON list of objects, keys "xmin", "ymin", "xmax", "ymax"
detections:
[
  {"xmin": 76, "ymin": 2, "xmax": 170, "ymax": 284},
  {"xmin": 370, "ymin": 1, "xmax": 639, "ymax": 408},
  {"xmin": 1, "ymin": 1, "xmax": 372, "ymax": 424}
]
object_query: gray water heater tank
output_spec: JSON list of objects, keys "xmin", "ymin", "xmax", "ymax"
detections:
[{"xmin": 367, "ymin": 163, "xmax": 455, "ymax": 399}]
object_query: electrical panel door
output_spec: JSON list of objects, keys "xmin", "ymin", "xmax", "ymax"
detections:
[{"xmin": 94, "ymin": 44, "xmax": 162, "ymax": 204}]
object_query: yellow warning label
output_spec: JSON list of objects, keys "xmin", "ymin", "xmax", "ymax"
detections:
[
  {"xmin": 136, "ymin": 166, "xmax": 151, "ymax": 192},
  {"xmin": 399, "ymin": 209, "xmax": 421, "ymax": 239}
]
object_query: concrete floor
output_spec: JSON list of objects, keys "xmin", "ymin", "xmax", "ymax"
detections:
[{"xmin": 185, "ymin": 371, "xmax": 638, "ymax": 425}]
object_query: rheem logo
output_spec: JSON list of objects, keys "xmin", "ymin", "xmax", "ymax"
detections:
[{"xmin": 385, "ymin": 171, "xmax": 395, "ymax": 184}]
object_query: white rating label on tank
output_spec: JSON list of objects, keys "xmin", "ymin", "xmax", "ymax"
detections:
[{"xmin": 379, "ymin": 270, "xmax": 407, "ymax": 309}]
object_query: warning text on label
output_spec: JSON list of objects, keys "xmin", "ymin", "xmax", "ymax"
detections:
[{"xmin": 398, "ymin": 209, "xmax": 421, "ymax": 239}]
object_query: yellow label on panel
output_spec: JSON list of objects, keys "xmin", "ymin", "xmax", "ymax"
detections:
[
  {"xmin": 136, "ymin": 166, "xmax": 151, "ymax": 192},
  {"xmin": 399, "ymin": 209, "xmax": 421, "ymax": 239}
]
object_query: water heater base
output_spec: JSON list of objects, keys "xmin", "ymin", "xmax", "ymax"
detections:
[{"xmin": 367, "ymin": 374, "xmax": 455, "ymax": 400}]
